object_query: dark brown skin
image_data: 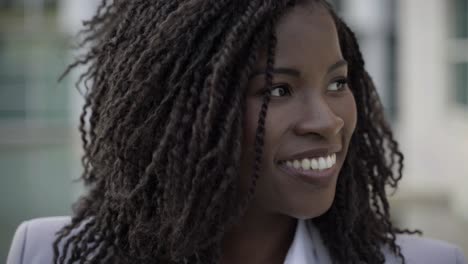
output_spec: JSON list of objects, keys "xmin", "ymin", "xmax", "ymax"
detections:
[{"xmin": 221, "ymin": 2, "xmax": 357, "ymax": 264}]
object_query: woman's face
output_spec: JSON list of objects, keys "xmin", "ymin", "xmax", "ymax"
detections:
[{"xmin": 240, "ymin": 2, "xmax": 357, "ymax": 219}]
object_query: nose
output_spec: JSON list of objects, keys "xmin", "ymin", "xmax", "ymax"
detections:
[{"xmin": 293, "ymin": 96, "xmax": 344, "ymax": 139}]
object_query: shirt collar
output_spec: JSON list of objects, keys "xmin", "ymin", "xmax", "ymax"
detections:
[{"xmin": 283, "ymin": 219, "xmax": 332, "ymax": 264}]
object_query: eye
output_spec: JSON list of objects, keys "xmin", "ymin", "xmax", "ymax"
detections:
[
  {"xmin": 269, "ymin": 84, "xmax": 292, "ymax": 97},
  {"xmin": 328, "ymin": 78, "xmax": 348, "ymax": 92}
]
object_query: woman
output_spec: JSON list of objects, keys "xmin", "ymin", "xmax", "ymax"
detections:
[{"xmin": 7, "ymin": 0, "xmax": 467, "ymax": 263}]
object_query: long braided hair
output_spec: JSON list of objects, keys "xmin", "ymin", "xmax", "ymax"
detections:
[{"xmin": 53, "ymin": 0, "xmax": 418, "ymax": 263}]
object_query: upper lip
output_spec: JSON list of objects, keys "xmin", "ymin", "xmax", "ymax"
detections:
[{"xmin": 277, "ymin": 145, "xmax": 342, "ymax": 162}]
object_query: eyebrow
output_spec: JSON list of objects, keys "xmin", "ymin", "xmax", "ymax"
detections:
[
  {"xmin": 328, "ymin": 60, "xmax": 348, "ymax": 74},
  {"xmin": 249, "ymin": 59, "xmax": 348, "ymax": 79}
]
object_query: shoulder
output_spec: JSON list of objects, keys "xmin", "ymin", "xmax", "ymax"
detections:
[
  {"xmin": 382, "ymin": 234, "xmax": 467, "ymax": 264},
  {"xmin": 6, "ymin": 216, "xmax": 72, "ymax": 264}
]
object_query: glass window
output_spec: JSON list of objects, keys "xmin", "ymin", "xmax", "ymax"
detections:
[
  {"xmin": 452, "ymin": 0, "xmax": 468, "ymax": 106},
  {"xmin": 455, "ymin": 63, "xmax": 468, "ymax": 105},
  {"xmin": 0, "ymin": 1, "xmax": 77, "ymax": 261},
  {"xmin": 0, "ymin": 10, "xmax": 70, "ymax": 122},
  {"xmin": 455, "ymin": 0, "xmax": 468, "ymax": 38}
]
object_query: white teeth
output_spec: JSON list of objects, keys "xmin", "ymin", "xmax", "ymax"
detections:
[
  {"xmin": 301, "ymin": 159, "xmax": 311, "ymax": 170},
  {"xmin": 293, "ymin": 160, "xmax": 301, "ymax": 169},
  {"xmin": 318, "ymin": 157, "xmax": 326, "ymax": 170},
  {"xmin": 282, "ymin": 153, "xmax": 337, "ymax": 171},
  {"xmin": 326, "ymin": 156, "xmax": 332, "ymax": 168},
  {"xmin": 311, "ymin": 159, "xmax": 319, "ymax": 170}
]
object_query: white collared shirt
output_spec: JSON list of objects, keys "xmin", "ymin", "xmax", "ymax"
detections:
[{"xmin": 283, "ymin": 219, "xmax": 332, "ymax": 264}]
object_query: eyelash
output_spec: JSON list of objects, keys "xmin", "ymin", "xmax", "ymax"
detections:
[
  {"xmin": 267, "ymin": 83, "xmax": 292, "ymax": 97},
  {"xmin": 263, "ymin": 77, "xmax": 349, "ymax": 97},
  {"xmin": 328, "ymin": 77, "xmax": 349, "ymax": 92}
]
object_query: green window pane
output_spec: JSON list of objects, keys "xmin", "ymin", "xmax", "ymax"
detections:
[
  {"xmin": 0, "ymin": 13, "xmax": 71, "ymax": 122},
  {"xmin": 455, "ymin": 63, "xmax": 468, "ymax": 105},
  {"xmin": 454, "ymin": 0, "xmax": 468, "ymax": 38}
]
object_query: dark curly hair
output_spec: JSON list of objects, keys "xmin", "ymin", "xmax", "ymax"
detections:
[{"xmin": 53, "ymin": 0, "xmax": 419, "ymax": 263}]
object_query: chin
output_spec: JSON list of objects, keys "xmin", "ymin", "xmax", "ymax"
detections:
[
  {"xmin": 287, "ymin": 188, "xmax": 336, "ymax": 220},
  {"xmin": 292, "ymin": 204, "xmax": 334, "ymax": 220}
]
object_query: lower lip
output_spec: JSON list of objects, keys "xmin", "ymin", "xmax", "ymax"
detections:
[{"xmin": 277, "ymin": 162, "xmax": 338, "ymax": 186}]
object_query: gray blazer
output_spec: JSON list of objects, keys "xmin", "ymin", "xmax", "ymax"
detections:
[{"xmin": 6, "ymin": 216, "xmax": 467, "ymax": 264}]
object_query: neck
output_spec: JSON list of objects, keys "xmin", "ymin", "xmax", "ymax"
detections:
[{"xmin": 220, "ymin": 206, "xmax": 297, "ymax": 264}]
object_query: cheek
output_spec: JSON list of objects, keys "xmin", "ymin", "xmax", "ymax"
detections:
[
  {"xmin": 239, "ymin": 99, "xmax": 261, "ymax": 191},
  {"xmin": 348, "ymin": 94, "xmax": 358, "ymax": 133},
  {"xmin": 241, "ymin": 99, "xmax": 260, "ymax": 151},
  {"xmin": 239, "ymin": 97, "xmax": 282, "ymax": 194},
  {"xmin": 337, "ymin": 91, "xmax": 358, "ymax": 136}
]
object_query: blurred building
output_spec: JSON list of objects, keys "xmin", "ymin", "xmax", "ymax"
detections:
[
  {"xmin": 334, "ymin": 0, "xmax": 468, "ymax": 254},
  {"xmin": 0, "ymin": 0, "xmax": 96, "ymax": 261},
  {"xmin": 396, "ymin": 0, "xmax": 468, "ymax": 253},
  {"xmin": 0, "ymin": 0, "xmax": 467, "ymax": 261}
]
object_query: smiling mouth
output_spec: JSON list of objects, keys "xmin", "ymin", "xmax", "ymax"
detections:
[
  {"xmin": 276, "ymin": 153, "xmax": 339, "ymax": 185},
  {"xmin": 278, "ymin": 153, "xmax": 337, "ymax": 171}
]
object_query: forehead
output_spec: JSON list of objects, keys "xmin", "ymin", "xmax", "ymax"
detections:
[{"xmin": 264, "ymin": 2, "xmax": 342, "ymax": 71}]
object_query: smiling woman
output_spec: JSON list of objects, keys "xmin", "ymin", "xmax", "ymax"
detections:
[{"xmin": 5, "ymin": 0, "xmax": 468, "ymax": 264}]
